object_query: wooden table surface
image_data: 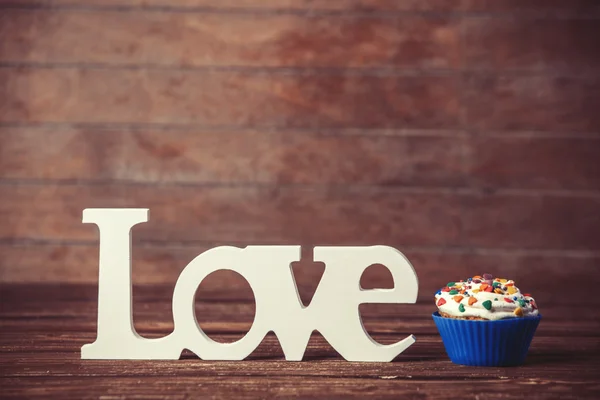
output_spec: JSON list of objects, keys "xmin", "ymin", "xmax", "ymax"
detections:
[{"xmin": 1, "ymin": 284, "xmax": 599, "ymax": 399}]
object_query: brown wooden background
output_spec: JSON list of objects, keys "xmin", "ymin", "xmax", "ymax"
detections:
[
  {"xmin": 2, "ymin": 2, "xmax": 600, "ymax": 398},
  {"xmin": 1, "ymin": 0, "xmax": 600, "ymax": 307}
]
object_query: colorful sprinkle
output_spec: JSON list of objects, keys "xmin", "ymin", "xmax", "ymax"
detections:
[
  {"xmin": 514, "ymin": 307, "xmax": 524, "ymax": 317},
  {"xmin": 436, "ymin": 275, "xmax": 537, "ymax": 317}
]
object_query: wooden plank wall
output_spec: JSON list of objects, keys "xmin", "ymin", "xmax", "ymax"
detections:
[{"xmin": 1, "ymin": 0, "xmax": 599, "ymax": 304}]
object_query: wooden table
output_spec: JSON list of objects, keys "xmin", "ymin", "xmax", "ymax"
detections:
[{"xmin": 1, "ymin": 284, "xmax": 599, "ymax": 399}]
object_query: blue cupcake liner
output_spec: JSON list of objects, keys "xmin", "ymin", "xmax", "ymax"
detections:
[{"xmin": 432, "ymin": 311, "xmax": 541, "ymax": 366}]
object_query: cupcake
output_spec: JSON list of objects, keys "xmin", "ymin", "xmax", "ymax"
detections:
[{"xmin": 432, "ymin": 273, "xmax": 541, "ymax": 366}]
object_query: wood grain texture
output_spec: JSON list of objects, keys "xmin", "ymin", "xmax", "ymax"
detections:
[
  {"xmin": 468, "ymin": 136, "xmax": 600, "ymax": 191},
  {"xmin": 0, "ymin": 127, "xmax": 467, "ymax": 186},
  {"xmin": 463, "ymin": 194, "xmax": 600, "ymax": 250},
  {"xmin": 0, "ymin": 10, "xmax": 460, "ymax": 68},
  {"xmin": 0, "ymin": 0, "xmax": 463, "ymax": 12},
  {"xmin": 3, "ymin": 0, "xmax": 600, "ymax": 15},
  {"xmin": 464, "ymin": 18, "xmax": 600, "ymax": 73},
  {"xmin": 461, "ymin": 0, "xmax": 600, "ymax": 15},
  {"xmin": 0, "ymin": 67, "xmax": 460, "ymax": 128},
  {"xmin": 1, "ymin": 244, "xmax": 599, "ymax": 307},
  {"xmin": 2, "ymin": 184, "xmax": 599, "ymax": 249},
  {"xmin": 1, "ymin": 285, "xmax": 600, "ymax": 399},
  {"xmin": 465, "ymin": 74, "xmax": 600, "ymax": 132},
  {"xmin": 2, "ymin": 286, "xmax": 599, "ymax": 335},
  {"xmin": 1, "ymin": 2, "xmax": 599, "ymax": 398},
  {"xmin": 0, "ymin": 184, "xmax": 464, "ymax": 244},
  {"xmin": 1, "ymin": 375, "xmax": 598, "ymax": 400},
  {"xmin": 3, "ymin": 67, "xmax": 599, "ymax": 132},
  {"xmin": 3, "ymin": 128, "xmax": 600, "ymax": 190},
  {"xmin": 4, "ymin": 10, "xmax": 599, "ymax": 72}
]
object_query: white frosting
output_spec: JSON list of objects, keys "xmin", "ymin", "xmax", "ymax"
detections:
[{"xmin": 434, "ymin": 277, "xmax": 539, "ymax": 321}]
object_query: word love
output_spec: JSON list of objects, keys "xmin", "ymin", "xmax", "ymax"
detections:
[{"xmin": 82, "ymin": 209, "xmax": 419, "ymax": 362}]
